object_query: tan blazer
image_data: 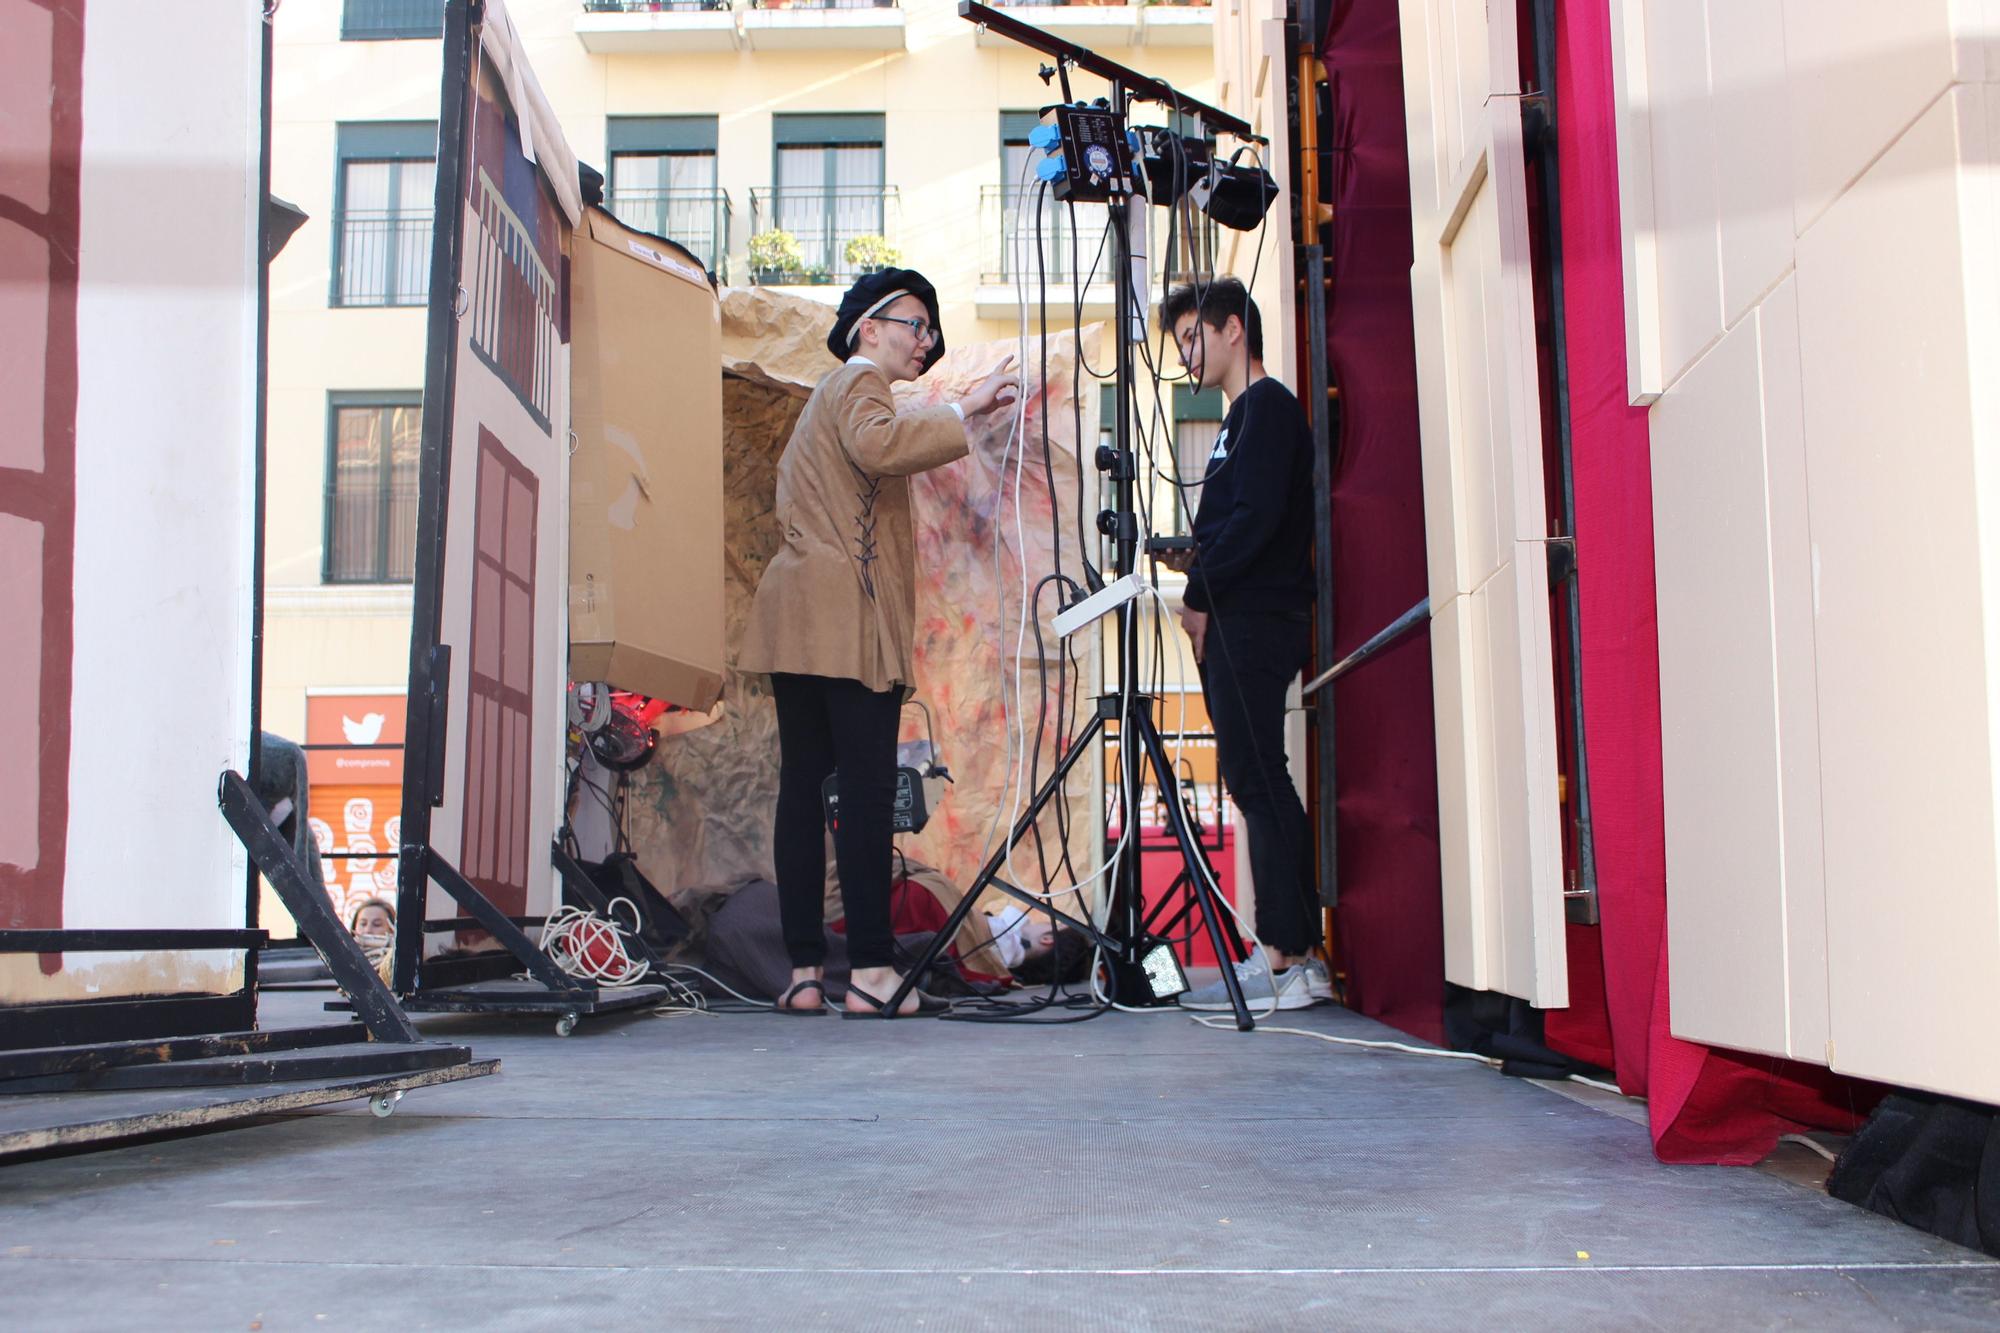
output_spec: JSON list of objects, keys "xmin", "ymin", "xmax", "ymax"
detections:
[{"xmin": 737, "ymin": 360, "xmax": 968, "ymax": 696}]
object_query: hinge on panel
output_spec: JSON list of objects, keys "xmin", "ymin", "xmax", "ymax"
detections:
[
  {"xmin": 1546, "ymin": 534, "xmax": 1577, "ymax": 587},
  {"xmin": 1563, "ymin": 867, "xmax": 1600, "ymax": 926}
]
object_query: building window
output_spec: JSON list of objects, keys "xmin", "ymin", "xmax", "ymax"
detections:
[
  {"xmin": 607, "ymin": 117, "xmax": 726, "ymax": 275},
  {"xmin": 996, "ymin": 109, "xmax": 1106, "ymax": 284},
  {"xmin": 1171, "ymin": 384, "xmax": 1226, "ymax": 534},
  {"xmin": 325, "ymin": 394, "xmax": 422, "ymax": 584},
  {"xmin": 333, "ymin": 122, "xmax": 437, "ymax": 308},
  {"xmin": 341, "ymin": 0, "xmax": 445, "ymax": 40},
  {"xmin": 766, "ymin": 114, "xmax": 886, "ymax": 284}
]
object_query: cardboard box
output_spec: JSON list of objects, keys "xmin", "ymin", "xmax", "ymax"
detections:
[{"xmin": 568, "ymin": 207, "xmax": 725, "ymax": 711}]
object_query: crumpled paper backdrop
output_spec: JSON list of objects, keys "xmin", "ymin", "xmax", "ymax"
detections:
[{"xmin": 626, "ymin": 286, "xmax": 1103, "ymax": 916}]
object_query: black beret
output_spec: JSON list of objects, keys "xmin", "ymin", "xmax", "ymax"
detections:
[{"xmin": 826, "ymin": 267, "xmax": 946, "ymax": 375}]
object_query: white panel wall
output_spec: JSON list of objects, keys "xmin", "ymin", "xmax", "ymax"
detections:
[
  {"xmin": 1796, "ymin": 85, "xmax": 2000, "ymax": 1101},
  {"xmin": 1621, "ymin": 1, "xmax": 2000, "ymax": 1100},
  {"xmin": 2, "ymin": 0, "xmax": 262, "ymax": 1004},
  {"xmin": 1400, "ymin": 0, "xmax": 1568, "ymax": 1008}
]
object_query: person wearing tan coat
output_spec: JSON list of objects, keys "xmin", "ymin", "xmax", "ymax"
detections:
[{"xmin": 737, "ymin": 269, "xmax": 1017, "ymax": 1018}]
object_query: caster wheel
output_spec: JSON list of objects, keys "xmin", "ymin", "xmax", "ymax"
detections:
[
  {"xmin": 555, "ymin": 1013, "xmax": 578, "ymax": 1037},
  {"xmin": 369, "ymin": 1091, "xmax": 403, "ymax": 1118}
]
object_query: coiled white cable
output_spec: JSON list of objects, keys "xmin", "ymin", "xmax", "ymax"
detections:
[{"xmin": 539, "ymin": 898, "xmax": 651, "ymax": 987}]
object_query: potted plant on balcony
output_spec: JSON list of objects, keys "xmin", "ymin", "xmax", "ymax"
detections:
[
  {"xmin": 843, "ymin": 233, "xmax": 901, "ymax": 275},
  {"xmin": 748, "ymin": 228, "xmax": 806, "ymax": 285}
]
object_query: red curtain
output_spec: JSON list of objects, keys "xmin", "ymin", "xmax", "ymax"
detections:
[
  {"xmin": 1316, "ymin": 0, "xmax": 1873, "ymax": 1162},
  {"xmin": 1322, "ymin": 0, "xmax": 1445, "ymax": 1046},
  {"xmin": 1540, "ymin": 0, "xmax": 1873, "ymax": 1164}
]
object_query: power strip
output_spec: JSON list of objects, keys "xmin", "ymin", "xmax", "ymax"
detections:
[{"xmin": 1053, "ymin": 572, "xmax": 1147, "ymax": 639}]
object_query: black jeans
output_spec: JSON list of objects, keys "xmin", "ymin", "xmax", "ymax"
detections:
[
  {"xmin": 771, "ymin": 672, "xmax": 902, "ymax": 970},
  {"xmin": 1198, "ymin": 609, "xmax": 1321, "ymax": 957}
]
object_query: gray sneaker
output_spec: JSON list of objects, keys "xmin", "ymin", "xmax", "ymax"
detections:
[
  {"xmin": 1179, "ymin": 950, "xmax": 1327, "ymax": 1011},
  {"xmin": 1297, "ymin": 956, "xmax": 1334, "ymax": 1002}
]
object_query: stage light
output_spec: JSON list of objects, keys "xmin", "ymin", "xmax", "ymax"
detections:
[{"xmin": 1190, "ymin": 154, "xmax": 1279, "ymax": 233}]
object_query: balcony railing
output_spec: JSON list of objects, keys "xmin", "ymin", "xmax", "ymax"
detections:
[
  {"xmin": 980, "ymin": 185, "xmax": 1221, "ymax": 291},
  {"xmin": 607, "ymin": 187, "xmax": 734, "ymax": 282},
  {"xmin": 747, "ymin": 186, "xmax": 901, "ymax": 286},
  {"xmin": 336, "ymin": 209, "xmax": 433, "ymax": 307},
  {"xmin": 583, "ymin": 1, "xmax": 729, "ymax": 11},
  {"xmin": 981, "ymin": 185, "xmax": 1113, "ymax": 286},
  {"xmin": 581, "ymin": 0, "xmax": 899, "ymax": 9},
  {"xmin": 342, "ymin": 0, "xmax": 445, "ymax": 38}
]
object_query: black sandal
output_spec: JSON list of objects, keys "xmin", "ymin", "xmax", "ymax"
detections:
[
  {"xmin": 841, "ymin": 983, "xmax": 950, "ymax": 1020},
  {"xmin": 775, "ymin": 978, "xmax": 829, "ymax": 1015}
]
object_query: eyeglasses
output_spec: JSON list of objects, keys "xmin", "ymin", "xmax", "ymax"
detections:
[{"xmin": 872, "ymin": 314, "xmax": 938, "ymax": 346}]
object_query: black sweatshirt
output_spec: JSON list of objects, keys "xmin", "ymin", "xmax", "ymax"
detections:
[{"xmin": 1182, "ymin": 376, "xmax": 1315, "ymax": 616}]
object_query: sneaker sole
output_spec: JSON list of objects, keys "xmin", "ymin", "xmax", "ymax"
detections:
[{"xmin": 1178, "ymin": 990, "xmax": 1322, "ymax": 1012}]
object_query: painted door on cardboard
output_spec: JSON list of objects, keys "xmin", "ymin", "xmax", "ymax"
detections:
[
  {"xmin": 400, "ymin": 13, "xmax": 572, "ymax": 939},
  {"xmin": 0, "ymin": 0, "xmax": 80, "ymax": 940},
  {"xmin": 1398, "ymin": 0, "xmax": 1567, "ymax": 1006}
]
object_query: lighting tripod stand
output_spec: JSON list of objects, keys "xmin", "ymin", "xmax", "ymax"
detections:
[{"xmin": 879, "ymin": 2, "xmax": 1267, "ymax": 1030}]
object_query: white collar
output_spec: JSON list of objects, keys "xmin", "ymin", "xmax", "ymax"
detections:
[{"xmin": 847, "ymin": 354, "xmax": 879, "ymax": 370}]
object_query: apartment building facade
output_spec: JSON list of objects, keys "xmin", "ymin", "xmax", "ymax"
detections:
[{"xmin": 262, "ymin": 0, "xmax": 1227, "ymax": 915}]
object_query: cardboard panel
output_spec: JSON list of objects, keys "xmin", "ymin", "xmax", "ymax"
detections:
[
  {"xmin": 1783, "ymin": 0, "xmax": 1956, "ymax": 232},
  {"xmin": 416, "ymin": 42, "xmax": 573, "ymax": 922},
  {"xmin": 1486, "ymin": 552, "xmax": 1567, "ymax": 1007},
  {"xmin": 1431, "ymin": 591, "xmax": 1489, "ymax": 991},
  {"xmin": 1758, "ymin": 275, "xmax": 1830, "ymax": 1061},
  {"xmin": 1652, "ymin": 314, "xmax": 1793, "ymax": 1058},
  {"xmin": 1707, "ymin": 0, "xmax": 1796, "ymax": 328},
  {"xmin": 5, "ymin": 0, "xmax": 259, "ymax": 1003},
  {"xmin": 1797, "ymin": 86, "xmax": 2000, "ymax": 1103},
  {"xmin": 1441, "ymin": 167, "xmax": 1504, "ymax": 592},
  {"xmin": 568, "ymin": 208, "xmax": 725, "ymax": 711},
  {"xmin": 1642, "ymin": 0, "xmax": 1724, "ymax": 388},
  {"xmin": 1400, "ymin": 0, "xmax": 1567, "ymax": 1008}
]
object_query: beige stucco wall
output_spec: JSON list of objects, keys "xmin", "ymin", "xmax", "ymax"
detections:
[{"xmin": 264, "ymin": 0, "xmax": 1218, "ymax": 739}]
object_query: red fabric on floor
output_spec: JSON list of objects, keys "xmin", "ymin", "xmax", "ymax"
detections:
[
  {"xmin": 1546, "ymin": 0, "xmax": 1873, "ymax": 1163},
  {"xmin": 1322, "ymin": 0, "xmax": 1445, "ymax": 1046}
]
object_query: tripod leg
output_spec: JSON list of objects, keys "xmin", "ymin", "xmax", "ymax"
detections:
[
  {"xmin": 1134, "ymin": 710, "xmax": 1256, "ymax": 1030},
  {"xmin": 880, "ymin": 714, "xmax": 1106, "ymax": 1017}
]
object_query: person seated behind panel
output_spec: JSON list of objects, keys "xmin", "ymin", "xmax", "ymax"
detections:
[{"xmin": 348, "ymin": 897, "xmax": 395, "ymax": 978}]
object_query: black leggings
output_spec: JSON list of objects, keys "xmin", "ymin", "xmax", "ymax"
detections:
[
  {"xmin": 770, "ymin": 672, "xmax": 902, "ymax": 970},
  {"xmin": 1199, "ymin": 610, "xmax": 1321, "ymax": 956}
]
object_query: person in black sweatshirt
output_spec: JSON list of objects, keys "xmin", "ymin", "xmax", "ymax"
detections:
[{"xmin": 1156, "ymin": 278, "xmax": 1329, "ymax": 1011}]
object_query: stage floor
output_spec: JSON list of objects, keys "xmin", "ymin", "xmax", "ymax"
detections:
[{"xmin": 3, "ymin": 987, "xmax": 1996, "ymax": 1329}]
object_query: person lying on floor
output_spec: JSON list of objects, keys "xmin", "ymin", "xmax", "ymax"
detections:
[{"xmin": 698, "ymin": 864, "xmax": 1094, "ymax": 1010}]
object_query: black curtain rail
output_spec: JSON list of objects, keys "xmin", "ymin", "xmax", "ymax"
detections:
[
  {"xmin": 956, "ymin": 1, "xmax": 1264, "ymax": 144},
  {"xmin": 0, "ymin": 929, "xmax": 269, "ymax": 954},
  {"xmin": 1300, "ymin": 597, "xmax": 1430, "ymax": 698}
]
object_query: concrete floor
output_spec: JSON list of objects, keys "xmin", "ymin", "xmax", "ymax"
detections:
[{"xmin": 4, "ymin": 990, "xmax": 1999, "ymax": 1331}]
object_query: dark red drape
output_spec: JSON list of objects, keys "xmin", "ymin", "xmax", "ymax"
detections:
[
  {"xmin": 1322, "ymin": 0, "xmax": 1445, "ymax": 1045},
  {"xmin": 1541, "ymin": 0, "xmax": 1873, "ymax": 1164}
]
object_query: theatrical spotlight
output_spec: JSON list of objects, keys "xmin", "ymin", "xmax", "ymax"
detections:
[
  {"xmin": 1191, "ymin": 150, "xmax": 1279, "ymax": 233},
  {"xmin": 1133, "ymin": 127, "xmax": 1278, "ymax": 232},
  {"xmin": 1133, "ymin": 124, "xmax": 1210, "ymax": 204}
]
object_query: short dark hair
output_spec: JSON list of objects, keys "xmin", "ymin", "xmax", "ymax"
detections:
[
  {"xmin": 1160, "ymin": 277, "xmax": 1262, "ymax": 361},
  {"xmin": 1009, "ymin": 927, "xmax": 1094, "ymax": 988}
]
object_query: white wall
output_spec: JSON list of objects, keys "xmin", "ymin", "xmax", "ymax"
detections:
[
  {"xmin": 1621, "ymin": 0, "xmax": 2000, "ymax": 1102},
  {"xmin": 1, "ymin": 0, "xmax": 261, "ymax": 1004},
  {"xmin": 1394, "ymin": 0, "xmax": 1568, "ymax": 1008}
]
